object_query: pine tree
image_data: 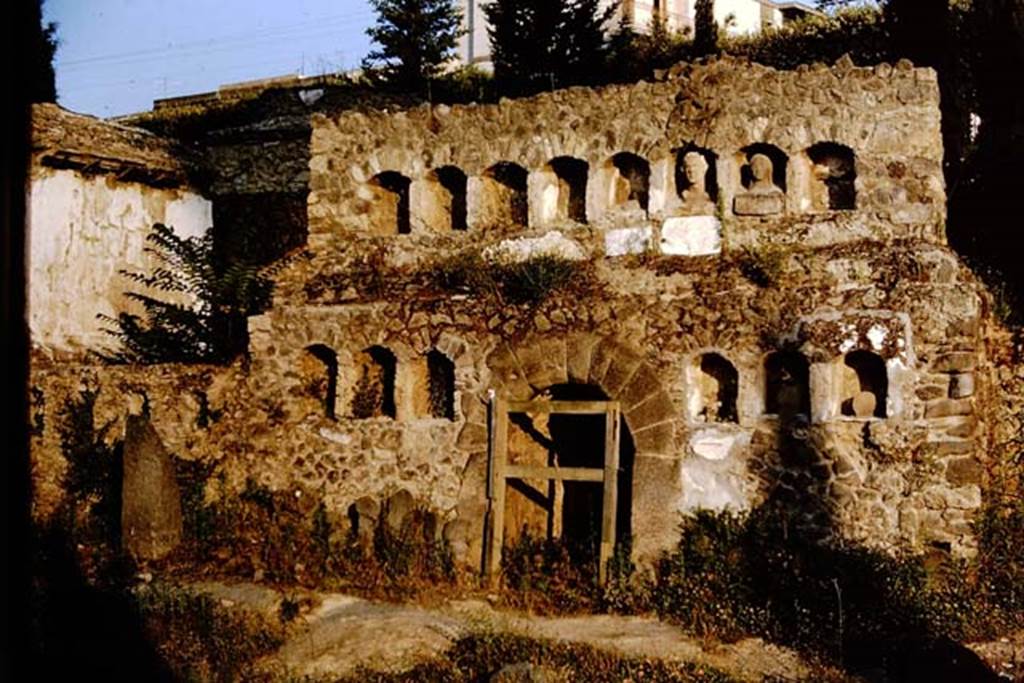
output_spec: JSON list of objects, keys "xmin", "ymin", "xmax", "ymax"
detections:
[
  {"xmin": 484, "ymin": 0, "xmax": 616, "ymax": 96},
  {"xmin": 693, "ymin": 0, "xmax": 717, "ymax": 57},
  {"xmin": 363, "ymin": 0, "xmax": 464, "ymax": 92}
]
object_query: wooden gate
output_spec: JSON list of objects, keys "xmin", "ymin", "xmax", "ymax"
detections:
[{"xmin": 485, "ymin": 397, "xmax": 621, "ymax": 585}]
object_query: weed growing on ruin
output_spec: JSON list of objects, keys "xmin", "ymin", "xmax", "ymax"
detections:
[
  {"xmin": 175, "ymin": 478, "xmax": 456, "ymax": 597},
  {"xmin": 737, "ymin": 245, "xmax": 786, "ymax": 288},
  {"xmin": 427, "ymin": 250, "xmax": 595, "ymax": 307},
  {"xmin": 99, "ymin": 222, "xmax": 277, "ymax": 364}
]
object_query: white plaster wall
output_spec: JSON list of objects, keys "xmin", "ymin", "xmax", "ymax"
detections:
[
  {"xmin": 29, "ymin": 168, "xmax": 212, "ymax": 353},
  {"xmin": 683, "ymin": 0, "xmax": 776, "ymax": 35}
]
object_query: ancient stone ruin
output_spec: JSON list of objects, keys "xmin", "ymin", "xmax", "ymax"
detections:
[{"xmin": 28, "ymin": 57, "xmax": 1022, "ymax": 575}]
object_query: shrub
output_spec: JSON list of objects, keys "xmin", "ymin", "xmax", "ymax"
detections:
[{"xmin": 135, "ymin": 583, "xmax": 284, "ymax": 681}]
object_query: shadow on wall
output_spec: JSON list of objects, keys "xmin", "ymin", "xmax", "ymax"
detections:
[{"xmin": 657, "ymin": 377, "xmax": 1000, "ymax": 682}]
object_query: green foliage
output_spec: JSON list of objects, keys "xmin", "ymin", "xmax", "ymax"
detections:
[
  {"xmin": 693, "ymin": 0, "xmax": 718, "ymax": 56},
  {"xmin": 737, "ymin": 245, "xmax": 786, "ymax": 288},
  {"xmin": 29, "ymin": 0, "xmax": 58, "ymax": 103},
  {"xmin": 500, "ymin": 532, "xmax": 601, "ymax": 613},
  {"xmin": 135, "ymin": 584, "xmax": 284, "ymax": 681},
  {"xmin": 179, "ymin": 477, "xmax": 454, "ymax": 595},
  {"xmin": 363, "ymin": 0, "xmax": 465, "ymax": 92},
  {"xmin": 725, "ymin": 7, "xmax": 891, "ymax": 69},
  {"xmin": 484, "ymin": 0, "xmax": 617, "ymax": 95},
  {"xmin": 57, "ymin": 390, "xmax": 122, "ymax": 546},
  {"xmin": 342, "ymin": 632, "xmax": 735, "ymax": 682},
  {"xmin": 428, "ymin": 250, "xmax": 591, "ymax": 307},
  {"xmin": 100, "ymin": 222, "xmax": 276, "ymax": 364}
]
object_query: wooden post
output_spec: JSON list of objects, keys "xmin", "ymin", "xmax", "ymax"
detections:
[
  {"xmin": 486, "ymin": 396, "xmax": 508, "ymax": 583},
  {"xmin": 599, "ymin": 402, "xmax": 620, "ymax": 585}
]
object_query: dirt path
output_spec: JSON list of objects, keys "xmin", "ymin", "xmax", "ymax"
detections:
[{"xmin": 188, "ymin": 581, "xmax": 816, "ymax": 681}]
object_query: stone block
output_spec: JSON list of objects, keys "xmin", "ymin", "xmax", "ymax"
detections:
[
  {"xmin": 945, "ymin": 456, "xmax": 983, "ymax": 487},
  {"xmin": 631, "ymin": 420, "xmax": 675, "ymax": 455},
  {"xmin": 618, "ymin": 363, "xmax": 663, "ymax": 410},
  {"xmin": 385, "ymin": 489, "xmax": 415, "ymax": 531},
  {"xmin": 924, "ymin": 398, "xmax": 973, "ymax": 419},
  {"xmin": 121, "ymin": 415, "xmax": 182, "ymax": 561},
  {"xmin": 456, "ymin": 422, "xmax": 488, "ymax": 451},
  {"xmin": 733, "ymin": 193, "xmax": 784, "ymax": 216},
  {"xmin": 932, "ymin": 352, "xmax": 976, "ymax": 373},
  {"xmin": 625, "ymin": 391, "xmax": 677, "ymax": 432},
  {"xmin": 565, "ymin": 335, "xmax": 601, "ymax": 384},
  {"xmin": 659, "ymin": 216, "xmax": 722, "ymax": 256},
  {"xmin": 604, "ymin": 226, "xmax": 653, "ymax": 257},
  {"xmin": 631, "ymin": 455, "xmax": 684, "ymax": 563},
  {"xmin": 601, "ymin": 352, "xmax": 644, "ymax": 398}
]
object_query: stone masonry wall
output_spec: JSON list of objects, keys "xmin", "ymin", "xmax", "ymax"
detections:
[{"xmin": 304, "ymin": 56, "xmax": 943, "ymax": 265}]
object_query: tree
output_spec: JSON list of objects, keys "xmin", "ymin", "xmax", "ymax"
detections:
[
  {"xmin": 693, "ymin": 0, "xmax": 717, "ymax": 56},
  {"xmin": 100, "ymin": 223, "xmax": 276, "ymax": 364},
  {"xmin": 29, "ymin": 0, "xmax": 58, "ymax": 102},
  {"xmin": 484, "ymin": 0, "xmax": 616, "ymax": 95},
  {"xmin": 363, "ymin": 0, "xmax": 464, "ymax": 92}
]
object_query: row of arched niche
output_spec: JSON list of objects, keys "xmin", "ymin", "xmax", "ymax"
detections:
[
  {"xmin": 692, "ymin": 348, "xmax": 889, "ymax": 424},
  {"xmin": 301, "ymin": 345, "xmax": 456, "ymax": 422},
  {"xmin": 363, "ymin": 142, "xmax": 858, "ymax": 236},
  {"xmin": 299, "ymin": 343, "xmax": 890, "ymax": 426}
]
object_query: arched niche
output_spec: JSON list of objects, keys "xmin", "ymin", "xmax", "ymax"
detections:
[
  {"xmin": 534, "ymin": 156, "xmax": 589, "ymax": 226},
  {"xmin": 368, "ymin": 171, "xmax": 411, "ymax": 235},
  {"xmin": 351, "ymin": 345, "xmax": 397, "ymax": 419},
  {"xmin": 840, "ymin": 350, "xmax": 887, "ymax": 418},
  {"xmin": 427, "ymin": 349, "xmax": 456, "ymax": 420},
  {"xmin": 479, "ymin": 161, "xmax": 529, "ymax": 227},
  {"xmin": 417, "ymin": 166, "xmax": 468, "ymax": 232},
  {"xmin": 807, "ymin": 142, "xmax": 857, "ymax": 211},
  {"xmin": 609, "ymin": 152, "xmax": 651, "ymax": 213},
  {"xmin": 694, "ymin": 353, "xmax": 739, "ymax": 423},
  {"xmin": 300, "ymin": 344, "xmax": 338, "ymax": 419}
]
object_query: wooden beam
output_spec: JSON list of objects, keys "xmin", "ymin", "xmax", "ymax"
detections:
[
  {"xmin": 505, "ymin": 465, "xmax": 605, "ymax": 482},
  {"xmin": 506, "ymin": 400, "xmax": 614, "ymax": 415}
]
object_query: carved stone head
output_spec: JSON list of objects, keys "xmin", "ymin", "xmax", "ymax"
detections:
[{"xmin": 683, "ymin": 151, "xmax": 709, "ymax": 189}]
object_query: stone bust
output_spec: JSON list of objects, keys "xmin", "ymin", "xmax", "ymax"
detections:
[
  {"xmin": 747, "ymin": 153, "xmax": 783, "ymax": 195},
  {"xmin": 734, "ymin": 152, "xmax": 786, "ymax": 216},
  {"xmin": 679, "ymin": 151, "xmax": 716, "ymax": 216}
]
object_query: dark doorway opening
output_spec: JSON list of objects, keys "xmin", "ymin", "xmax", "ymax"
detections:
[{"xmin": 544, "ymin": 384, "xmax": 635, "ymax": 568}]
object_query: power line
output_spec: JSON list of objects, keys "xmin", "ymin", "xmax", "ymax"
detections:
[{"xmin": 58, "ymin": 10, "xmax": 373, "ymax": 70}]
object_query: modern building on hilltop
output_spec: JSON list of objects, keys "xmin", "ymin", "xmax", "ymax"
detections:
[{"xmin": 458, "ymin": 0, "xmax": 822, "ymax": 67}]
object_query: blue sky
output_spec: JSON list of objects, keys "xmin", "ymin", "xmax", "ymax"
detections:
[{"xmin": 43, "ymin": 0, "xmax": 377, "ymax": 118}]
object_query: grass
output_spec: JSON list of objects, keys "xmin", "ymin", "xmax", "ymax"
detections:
[{"xmin": 338, "ymin": 632, "xmax": 737, "ymax": 683}]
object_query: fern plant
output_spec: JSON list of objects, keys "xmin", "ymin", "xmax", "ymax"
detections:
[{"xmin": 99, "ymin": 222, "xmax": 276, "ymax": 364}]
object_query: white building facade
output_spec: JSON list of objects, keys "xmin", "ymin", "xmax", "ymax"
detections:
[{"xmin": 457, "ymin": 0, "xmax": 821, "ymax": 67}]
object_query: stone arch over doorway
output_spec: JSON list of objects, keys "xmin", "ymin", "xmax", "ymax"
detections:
[{"xmin": 455, "ymin": 333, "xmax": 683, "ymax": 567}]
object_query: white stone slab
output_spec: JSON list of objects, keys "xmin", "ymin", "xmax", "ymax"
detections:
[
  {"xmin": 483, "ymin": 230, "xmax": 586, "ymax": 263},
  {"xmin": 604, "ymin": 226, "xmax": 653, "ymax": 257},
  {"xmin": 660, "ymin": 216, "xmax": 722, "ymax": 256}
]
